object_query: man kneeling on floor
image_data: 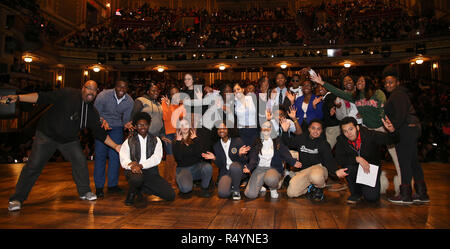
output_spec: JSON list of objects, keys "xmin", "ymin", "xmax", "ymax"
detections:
[
  {"xmin": 335, "ymin": 116, "xmax": 397, "ymax": 204},
  {"xmin": 281, "ymin": 119, "xmax": 342, "ymax": 201},
  {"xmin": 120, "ymin": 112, "xmax": 175, "ymax": 206}
]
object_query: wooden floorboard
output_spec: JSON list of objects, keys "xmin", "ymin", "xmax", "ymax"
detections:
[{"xmin": 0, "ymin": 161, "xmax": 449, "ymax": 229}]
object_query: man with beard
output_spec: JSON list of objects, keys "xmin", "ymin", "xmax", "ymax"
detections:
[
  {"xmin": 93, "ymin": 81, "xmax": 134, "ymax": 198},
  {"xmin": 2, "ymin": 80, "xmax": 122, "ymax": 211}
]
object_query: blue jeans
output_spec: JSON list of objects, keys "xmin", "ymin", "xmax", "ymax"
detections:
[
  {"xmin": 94, "ymin": 127, "xmax": 123, "ymax": 189},
  {"xmin": 163, "ymin": 133, "xmax": 175, "ymax": 155},
  {"xmin": 176, "ymin": 162, "xmax": 212, "ymax": 193}
]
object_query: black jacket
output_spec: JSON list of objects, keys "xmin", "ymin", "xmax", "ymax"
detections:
[
  {"xmin": 384, "ymin": 86, "xmax": 420, "ymax": 131},
  {"xmin": 36, "ymin": 88, "xmax": 107, "ymax": 144},
  {"xmin": 282, "ymin": 132, "xmax": 338, "ymax": 175},
  {"xmin": 322, "ymin": 92, "xmax": 339, "ymax": 127},
  {"xmin": 247, "ymin": 137, "xmax": 297, "ymax": 174},
  {"xmin": 335, "ymin": 126, "xmax": 399, "ymax": 167},
  {"xmin": 213, "ymin": 137, "xmax": 248, "ymax": 178}
]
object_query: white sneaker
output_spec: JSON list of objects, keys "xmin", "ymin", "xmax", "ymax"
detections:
[
  {"xmin": 8, "ymin": 200, "xmax": 21, "ymax": 211},
  {"xmin": 260, "ymin": 186, "xmax": 267, "ymax": 192},
  {"xmin": 80, "ymin": 192, "xmax": 97, "ymax": 201},
  {"xmin": 270, "ymin": 189, "xmax": 279, "ymax": 199}
]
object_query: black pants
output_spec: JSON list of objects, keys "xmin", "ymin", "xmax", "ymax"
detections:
[
  {"xmin": 10, "ymin": 130, "xmax": 91, "ymax": 202},
  {"xmin": 217, "ymin": 162, "xmax": 243, "ymax": 198},
  {"xmin": 345, "ymin": 164, "xmax": 380, "ymax": 202},
  {"xmin": 396, "ymin": 125, "xmax": 425, "ymax": 185},
  {"xmin": 125, "ymin": 166, "xmax": 175, "ymax": 201}
]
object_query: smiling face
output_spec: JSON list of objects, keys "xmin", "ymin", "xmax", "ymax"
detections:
[
  {"xmin": 179, "ymin": 119, "xmax": 190, "ymax": 135},
  {"xmin": 184, "ymin": 74, "xmax": 194, "ymax": 89},
  {"xmin": 217, "ymin": 123, "xmax": 229, "ymax": 139},
  {"xmin": 114, "ymin": 81, "xmax": 128, "ymax": 99},
  {"xmin": 81, "ymin": 80, "xmax": 98, "ymax": 103},
  {"xmin": 384, "ymin": 76, "xmax": 399, "ymax": 93},
  {"xmin": 356, "ymin": 76, "xmax": 366, "ymax": 91},
  {"xmin": 302, "ymin": 80, "xmax": 312, "ymax": 95},
  {"xmin": 136, "ymin": 119, "xmax": 150, "ymax": 137},
  {"xmin": 315, "ymin": 84, "xmax": 327, "ymax": 96},
  {"xmin": 308, "ymin": 122, "xmax": 323, "ymax": 139},
  {"xmin": 260, "ymin": 121, "xmax": 272, "ymax": 139},
  {"xmin": 233, "ymin": 84, "xmax": 244, "ymax": 98},
  {"xmin": 148, "ymin": 85, "xmax": 160, "ymax": 100},
  {"xmin": 276, "ymin": 73, "xmax": 286, "ymax": 88},
  {"xmin": 259, "ymin": 77, "xmax": 269, "ymax": 93},
  {"xmin": 343, "ymin": 76, "xmax": 355, "ymax": 91},
  {"xmin": 290, "ymin": 75, "xmax": 301, "ymax": 88}
]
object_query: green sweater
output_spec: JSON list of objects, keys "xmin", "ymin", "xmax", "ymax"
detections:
[{"xmin": 323, "ymin": 82, "xmax": 386, "ymax": 129}]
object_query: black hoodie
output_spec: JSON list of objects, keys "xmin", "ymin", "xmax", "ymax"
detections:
[
  {"xmin": 282, "ymin": 131, "xmax": 338, "ymax": 175},
  {"xmin": 384, "ymin": 86, "xmax": 420, "ymax": 130}
]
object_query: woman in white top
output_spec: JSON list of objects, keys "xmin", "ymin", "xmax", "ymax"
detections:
[
  {"xmin": 234, "ymin": 83, "xmax": 258, "ymax": 146},
  {"xmin": 244, "ymin": 121, "xmax": 301, "ymax": 199}
]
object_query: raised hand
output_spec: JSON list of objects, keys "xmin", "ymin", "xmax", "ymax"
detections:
[
  {"xmin": 190, "ymin": 129, "xmax": 197, "ymax": 139},
  {"xmin": 239, "ymin": 145, "xmax": 251, "ymax": 156},
  {"xmin": 286, "ymin": 91, "xmax": 296, "ymax": 104},
  {"xmin": 176, "ymin": 130, "xmax": 183, "ymax": 141},
  {"xmin": 336, "ymin": 168, "xmax": 349, "ymax": 178},
  {"xmin": 280, "ymin": 118, "xmax": 291, "ymax": 132},
  {"xmin": 161, "ymin": 95, "xmax": 170, "ymax": 105},
  {"xmin": 243, "ymin": 165, "xmax": 250, "ymax": 174},
  {"xmin": 381, "ymin": 115, "xmax": 395, "ymax": 133},
  {"xmin": 310, "ymin": 73, "xmax": 324, "ymax": 85},
  {"xmin": 330, "ymin": 106, "xmax": 336, "ymax": 116},
  {"xmin": 266, "ymin": 110, "xmax": 273, "ymax": 121},
  {"xmin": 194, "ymin": 88, "xmax": 203, "ymax": 100},
  {"xmin": 312, "ymin": 96, "xmax": 323, "ymax": 109},
  {"xmin": 124, "ymin": 121, "xmax": 135, "ymax": 132},
  {"xmin": 287, "ymin": 105, "xmax": 297, "ymax": 120},
  {"xmin": 201, "ymin": 152, "xmax": 216, "ymax": 160}
]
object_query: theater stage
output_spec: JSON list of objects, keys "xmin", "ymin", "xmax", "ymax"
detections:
[{"xmin": 0, "ymin": 161, "xmax": 448, "ymax": 229}]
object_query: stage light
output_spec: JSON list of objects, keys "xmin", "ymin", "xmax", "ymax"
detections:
[
  {"xmin": 433, "ymin": 63, "xmax": 438, "ymax": 69},
  {"xmin": 411, "ymin": 62, "xmax": 415, "ymax": 65},
  {"xmin": 415, "ymin": 58, "xmax": 424, "ymax": 64},
  {"xmin": 24, "ymin": 56, "xmax": 32, "ymax": 63},
  {"xmin": 280, "ymin": 63, "xmax": 287, "ymax": 69},
  {"xmin": 106, "ymin": 3, "xmax": 110, "ymax": 8},
  {"xmin": 344, "ymin": 63, "xmax": 351, "ymax": 68},
  {"xmin": 219, "ymin": 65, "xmax": 226, "ymax": 71},
  {"xmin": 93, "ymin": 66, "xmax": 101, "ymax": 72},
  {"xmin": 57, "ymin": 75, "xmax": 62, "ymax": 81},
  {"xmin": 157, "ymin": 66, "xmax": 165, "ymax": 72},
  {"xmin": 84, "ymin": 70, "xmax": 89, "ymax": 76}
]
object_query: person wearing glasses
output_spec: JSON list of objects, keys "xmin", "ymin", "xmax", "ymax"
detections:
[
  {"xmin": 93, "ymin": 80, "xmax": 134, "ymax": 198},
  {"xmin": 2, "ymin": 80, "xmax": 122, "ymax": 211},
  {"xmin": 289, "ymin": 74, "xmax": 303, "ymax": 99},
  {"xmin": 119, "ymin": 112, "xmax": 175, "ymax": 206}
]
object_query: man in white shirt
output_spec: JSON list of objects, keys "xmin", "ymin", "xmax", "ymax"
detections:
[{"xmin": 120, "ymin": 112, "xmax": 175, "ymax": 206}]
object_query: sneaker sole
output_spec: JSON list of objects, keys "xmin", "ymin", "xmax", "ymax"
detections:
[
  {"xmin": 232, "ymin": 197, "xmax": 241, "ymax": 200},
  {"xmin": 8, "ymin": 206, "xmax": 21, "ymax": 211},
  {"xmin": 80, "ymin": 196, "xmax": 97, "ymax": 201},
  {"xmin": 388, "ymin": 199, "xmax": 413, "ymax": 205},
  {"xmin": 413, "ymin": 199, "xmax": 430, "ymax": 203}
]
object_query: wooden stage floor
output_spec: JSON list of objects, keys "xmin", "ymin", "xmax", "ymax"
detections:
[{"xmin": 0, "ymin": 161, "xmax": 448, "ymax": 229}]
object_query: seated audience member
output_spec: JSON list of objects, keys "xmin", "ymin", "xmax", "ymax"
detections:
[
  {"xmin": 201, "ymin": 123, "xmax": 250, "ymax": 200},
  {"xmin": 172, "ymin": 119, "xmax": 213, "ymax": 198},
  {"xmin": 335, "ymin": 116, "xmax": 397, "ymax": 204},
  {"xmin": 244, "ymin": 121, "xmax": 301, "ymax": 199},
  {"xmin": 281, "ymin": 119, "xmax": 339, "ymax": 201},
  {"xmin": 120, "ymin": 112, "xmax": 175, "ymax": 206}
]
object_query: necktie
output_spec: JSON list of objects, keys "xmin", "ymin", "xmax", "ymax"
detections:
[{"xmin": 278, "ymin": 89, "xmax": 283, "ymax": 106}]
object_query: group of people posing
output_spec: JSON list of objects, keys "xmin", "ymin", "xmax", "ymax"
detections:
[{"xmin": 2, "ymin": 65, "xmax": 430, "ymax": 211}]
